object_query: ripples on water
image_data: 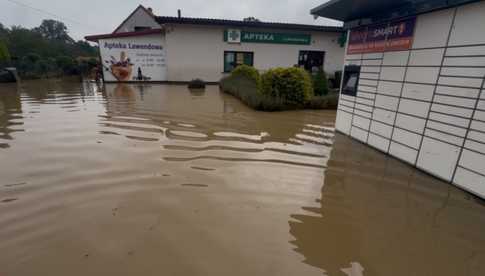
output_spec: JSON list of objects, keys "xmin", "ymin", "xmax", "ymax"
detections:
[{"xmin": 0, "ymin": 79, "xmax": 484, "ymax": 276}]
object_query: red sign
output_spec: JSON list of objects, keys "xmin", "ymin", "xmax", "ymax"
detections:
[{"xmin": 347, "ymin": 17, "xmax": 416, "ymax": 54}]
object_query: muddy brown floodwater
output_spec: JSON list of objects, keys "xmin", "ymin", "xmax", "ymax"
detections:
[{"xmin": 1, "ymin": 79, "xmax": 485, "ymax": 276}]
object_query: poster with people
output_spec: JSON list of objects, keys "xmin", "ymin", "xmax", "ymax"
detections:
[{"xmin": 99, "ymin": 35, "xmax": 167, "ymax": 82}]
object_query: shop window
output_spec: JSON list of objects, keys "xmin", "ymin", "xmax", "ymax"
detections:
[
  {"xmin": 224, "ymin": 51, "xmax": 254, "ymax": 72},
  {"xmin": 134, "ymin": 26, "xmax": 151, "ymax": 31},
  {"xmin": 341, "ymin": 65, "xmax": 360, "ymax": 96},
  {"xmin": 298, "ymin": 51, "xmax": 325, "ymax": 72}
]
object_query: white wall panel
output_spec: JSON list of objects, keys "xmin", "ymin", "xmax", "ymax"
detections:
[
  {"xmin": 398, "ymin": 99, "xmax": 430, "ymax": 118},
  {"xmin": 446, "ymin": 45, "xmax": 485, "ymax": 56},
  {"xmin": 373, "ymin": 108, "xmax": 396, "ymax": 125},
  {"xmin": 440, "ymin": 67, "xmax": 485, "ymax": 78},
  {"xmin": 459, "ymin": 149, "xmax": 485, "ymax": 174},
  {"xmin": 434, "ymin": 95, "xmax": 476, "ymax": 108},
  {"xmin": 413, "ymin": 8, "xmax": 455, "ymax": 48},
  {"xmin": 377, "ymin": 81, "xmax": 403, "ymax": 97},
  {"xmin": 395, "ymin": 113, "xmax": 426, "ymax": 133},
  {"xmin": 368, "ymin": 133, "xmax": 390, "ymax": 152},
  {"xmin": 392, "ymin": 128, "xmax": 422, "ymax": 149},
  {"xmin": 362, "ymin": 53, "xmax": 383, "ymax": 59},
  {"xmin": 429, "ymin": 112, "xmax": 470, "ymax": 128},
  {"xmin": 380, "ymin": 67, "xmax": 406, "ymax": 81},
  {"xmin": 435, "ymin": 85, "xmax": 479, "ymax": 99},
  {"xmin": 438, "ymin": 76, "xmax": 483, "ymax": 88},
  {"xmin": 335, "ymin": 110, "xmax": 353, "ymax": 134},
  {"xmin": 405, "ymin": 67, "xmax": 440, "ymax": 84},
  {"xmin": 389, "ymin": 142, "xmax": 418, "ymax": 164},
  {"xmin": 353, "ymin": 116, "xmax": 371, "ymax": 130},
  {"xmin": 417, "ymin": 137, "xmax": 461, "ymax": 181},
  {"xmin": 426, "ymin": 121, "xmax": 467, "ymax": 137},
  {"xmin": 375, "ymin": 94, "xmax": 399, "ymax": 110},
  {"xmin": 464, "ymin": 139, "xmax": 485, "ymax": 155},
  {"xmin": 409, "ymin": 49, "xmax": 444, "ymax": 66},
  {"xmin": 453, "ymin": 167, "xmax": 485, "ymax": 196},
  {"xmin": 370, "ymin": 120, "xmax": 393, "ymax": 138},
  {"xmin": 449, "ymin": 1, "xmax": 485, "ymax": 46},
  {"xmin": 424, "ymin": 128, "xmax": 464, "ymax": 146},
  {"xmin": 402, "ymin": 83, "xmax": 434, "ymax": 101},
  {"xmin": 431, "ymin": 103, "xmax": 474, "ymax": 118},
  {"xmin": 382, "ymin": 51, "xmax": 409, "ymax": 66},
  {"xmin": 350, "ymin": 127, "xmax": 368, "ymax": 142},
  {"xmin": 443, "ymin": 57, "xmax": 485, "ymax": 67},
  {"xmin": 360, "ymin": 66, "xmax": 381, "ymax": 73}
]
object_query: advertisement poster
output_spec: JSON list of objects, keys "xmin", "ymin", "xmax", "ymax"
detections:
[
  {"xmin": 347, "ymin": 17, "xmax": 416, "ymax": 54},
  {"xmin": 99, "ymin": 35, "xmax": 167, "ymax": 82}
]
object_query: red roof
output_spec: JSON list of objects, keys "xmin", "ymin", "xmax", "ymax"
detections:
[{"xmin": 85, "ymin": 29, "xmax": 163, "ymax": 42}]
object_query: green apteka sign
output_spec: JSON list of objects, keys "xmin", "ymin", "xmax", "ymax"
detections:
[{"xmin": 224, "ymin": 29, "xmax": 311, "ymax": 45}]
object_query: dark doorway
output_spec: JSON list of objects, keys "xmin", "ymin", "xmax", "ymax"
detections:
[{"xmin": 298, "ymin": 51, "xmax": 325, "ymax": 72}]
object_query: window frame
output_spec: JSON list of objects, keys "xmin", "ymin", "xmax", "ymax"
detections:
[{"xmin": 223, "ymin": 51, "xmax": 254, "ymax": 73}]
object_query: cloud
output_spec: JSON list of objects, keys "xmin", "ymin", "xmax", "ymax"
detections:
[{"xmin": 0, "ymin": 0, "xmax": 340, "ymax": 40}]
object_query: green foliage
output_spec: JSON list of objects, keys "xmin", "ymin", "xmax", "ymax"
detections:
[
  {"xmin": 312, "ymin": 69, "xmax": 329, "ymax": 96},
  {"xmin": 0, "ymin": 19, "xmax": 98, "ymax": 78},
  {"xmin": 231, "ymin": 64, "xmax": 261, "ymax": 86},
  {"xmin": 220, "ymin": 68, "xmax": 338, "ymax": 111},
  {"xmin": 220, "ymin": 74, "xmax": 287, "ymax": 111},
  {"xmin": 0, "ymin": 39, "xmax": 10, "ymax": 62},
  {"xmin": 261, "ymin": 67, "xmax": 313, "ymax": 105},
  {"xmin": 33, "ymin": 19, "xmax": 73, "ymax": 43}
]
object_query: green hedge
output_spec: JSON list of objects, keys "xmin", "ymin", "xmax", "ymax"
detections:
[
  {"xmin": 312, "ymin": 69, "xmax": 329, "ymax": 96},
  {"xmin": 231, "ymin": 64, "xmax": 261, "ymax": 85},
  {"xmin": 220, "ymin": 65, "xmax": 338, "ymax": 111},
  {"xmin": 261, "ymin": 67, "xmax": 313, "ymax": 105}
]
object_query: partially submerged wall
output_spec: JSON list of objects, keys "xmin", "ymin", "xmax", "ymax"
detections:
[{"xmin": 336, "ymin": 1, "xmax": 485, "ymax": 197}]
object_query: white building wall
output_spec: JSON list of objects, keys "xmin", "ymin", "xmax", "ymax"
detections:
[
  {"xmin": 337, "ymin": 1, "xmax": 485, "ymax": 198},
  {"xmin": 114, "ymin": 6, "xmax": 161, "ymax": 33},
  {"xmin": 164, "ymin": 24, "xmax": 344, "ymax": 82}
]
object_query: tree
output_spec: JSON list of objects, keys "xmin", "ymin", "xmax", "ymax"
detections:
[
  {"xmin": 243, "ymin": 17, "xmax": 261, "ymax": 22},
  {"xmin": 34, "ymin": 19, "xmax": 74, "ymax": 43},
  {"xmin": 0, "ymin": 39, "xmax": 10, "ymax": 63}
]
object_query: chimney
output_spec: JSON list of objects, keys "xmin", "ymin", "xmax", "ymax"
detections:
[
  {"xmin": 177, "ymin": 9, "xmax": 181, "ymax": 18},
  {"xmin": 147, "ymin": 7, "xmax": 153, "ymax": 15}
]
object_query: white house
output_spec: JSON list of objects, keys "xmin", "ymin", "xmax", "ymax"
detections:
[{"xmin": 86, "ymin": 5, "xmax": 344, "ymax": 83}]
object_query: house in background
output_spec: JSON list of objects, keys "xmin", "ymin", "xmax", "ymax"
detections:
[
  {"xmin": 311, "ymin": 0, "xmax": 485, "ymax": 198},
  {"xmin": 86, "ymin": 5, "xmax": 344, "ymax": 83}
]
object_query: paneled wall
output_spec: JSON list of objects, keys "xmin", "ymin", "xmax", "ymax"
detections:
[{"xmin": 336, "ymin": 1, "xmax": 485, "ymax": 198}]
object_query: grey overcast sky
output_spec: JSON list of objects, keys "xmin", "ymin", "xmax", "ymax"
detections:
[{"xmin": 0, "ymin": 0, "xmax": 340, "ymax": 41}]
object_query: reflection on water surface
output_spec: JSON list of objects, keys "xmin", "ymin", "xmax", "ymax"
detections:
[{"xmin": 0, "ymin": 79, "xmax": 484, "ymax": 276}]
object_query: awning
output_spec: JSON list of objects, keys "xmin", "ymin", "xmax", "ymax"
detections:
[{"xmin": 311, "ymin": 0, "xmax": 480, "ymax": 23}]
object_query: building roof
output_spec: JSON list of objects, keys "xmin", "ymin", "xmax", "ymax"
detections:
[
  {"xmin": 85, "ymin": 29, "xmax": 163, "ymax": 42},
  {"xmin": 154, "ymin": 16, "xmax": 342, "ymax": 32},
  {"xmin": 311, "ymin": 0, "xmax": 480, "ymax": 26}
]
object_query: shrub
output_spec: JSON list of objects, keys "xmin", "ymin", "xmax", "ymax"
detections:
[
  {"xmin": 188, "ymin": 78, "xmax": 206, "ymax": 89},
  {"xmin": 220, "ymin": 74, "xmax": 287, "ymax": 111},
  {"xmin": 261, "ymin": 67, "xmax": 313, "ymax": 105},
  {"xmin": 231, "ymin": 64, "xmax": 261, "ymax": 85},
  {"xmin": 312, "ymin": 69, "xmax": 329, "ymax": 96}
]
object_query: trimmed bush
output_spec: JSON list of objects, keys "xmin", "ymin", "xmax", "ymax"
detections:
[
  {"xmin": 231, "ymin": 64, "xmax": 261, "ymax": 86},
  {"xmin": 188, "ymin": 78, "xmax": 206, "ymax": 89},
  {"xmin": 220, "ymin": 74, "xmax": 287, "ymax": 111},
  {"xmin": 312, "ymin": 69, "xmax": 329, "ymax": 96},
  {"xmin": 261, "ymin": 67, "xmax": 313, "ymax": 105}
]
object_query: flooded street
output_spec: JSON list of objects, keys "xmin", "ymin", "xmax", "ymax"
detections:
[{"xmin": 1, "ymin": 79, "xmax": 485, "ymax": 276}]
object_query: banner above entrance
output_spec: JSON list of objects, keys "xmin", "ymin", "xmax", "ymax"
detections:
[
  {"xmin": 347, "ymin": 17, "xmax": 416, "ymax": 54},
  {"xmin": 224, "ymin": 29, "xmax": 312, "ymax": 45}
]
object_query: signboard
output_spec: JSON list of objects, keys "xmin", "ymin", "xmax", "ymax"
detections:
[
  {"xmin": 99, "ymin": 35, "xmax": 167, "ymax": 82},
  {"xmin": 224, "ymin": 29, "xmax": 311, "ymax": 45},
  {"xmin": 347, "ymin": 17, "xmax": 416, "ymax": 54}
]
